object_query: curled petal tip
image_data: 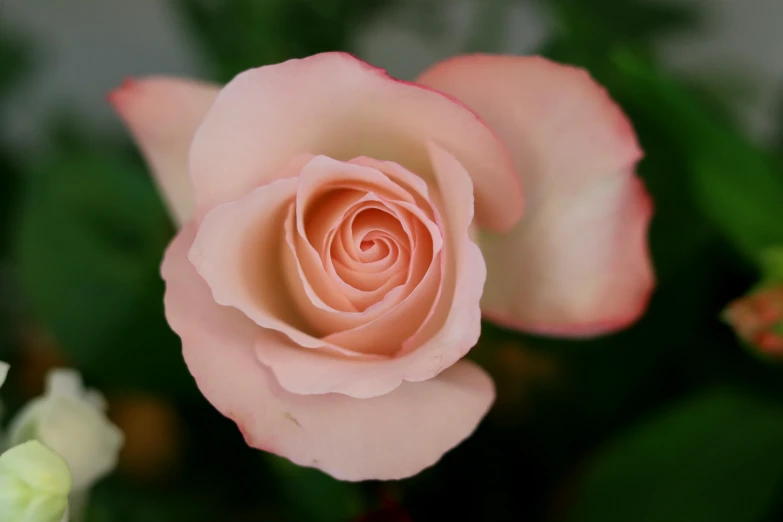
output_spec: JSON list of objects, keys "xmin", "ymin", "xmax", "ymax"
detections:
[{"xmin": 107, "ymin": 77, "xmax": 139, "ymax": 107}]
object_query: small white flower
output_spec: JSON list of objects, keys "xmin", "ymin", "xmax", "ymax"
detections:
[
  {"xmin": 0, "ymin": 361, "xmax": 8, "ymax": 389},
  {"xmin": 0, "ymin": 440, "xmax": 71, "ymax": 522},
  {"xmin": 8, "ymin": 369, "xmax": 124, "ymax": 491}
]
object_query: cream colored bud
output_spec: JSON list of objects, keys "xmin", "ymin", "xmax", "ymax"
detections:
[
  {"xmin": 0, "ymin": 440, "xmax": 71, "ymax": 522},
  {"xmin": 8, "ymin": 369, "xmax": 124, "ymax": 492},
  {"xmin": 0, "ymin": 361, "xmax": 8, "ymax": 389}
]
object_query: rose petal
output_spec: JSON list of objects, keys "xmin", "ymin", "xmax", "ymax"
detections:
[
  {"xmin": 255, "ymin": 144, "xmax": 485, "ymax": 398},
  {"xmin": 189, "ymin": 52, "xmax": 522, "ymax": 230},
  {"xmin": 417, "ymin": 55, "xmax": 654, "ymax": 336},
  {"xmin": 290, "ymin": 157, "xmax": 418, "ymax": 315},
  {"xmin": 280, "ymin": 156, "xmax": 444, "ymax": 352},
  {"xmin": 162, "ymin": 226, "xmax": 495, "ymax": 481},
  {"xmin": 188, "ymin": 163, "xmax": 329, "ymax": 351},
  {"xmin": 109, "ymin": 77, "xmax": 219, "ymax": 225},
  {"xmin": 399, "ymin": 142, "xmax": 486, "ymax": 360},
  {"xmin": 348, "ymin": 157, "xmax": 437, "ymax": 222}
]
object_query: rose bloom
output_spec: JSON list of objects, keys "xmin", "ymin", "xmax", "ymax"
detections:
[{"xmin": 111, "ymin": 53, "xmax": 653, "ymax": 481}]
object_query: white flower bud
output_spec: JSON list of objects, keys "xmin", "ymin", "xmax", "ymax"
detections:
[
  {"xmin": 0, "ymin": 440, "xmax": 71, "ymax": 522},
  {"xmin": 8, "ymin": 369, "xmax": 124, "ymax": 491},
  {"xmin": 0, "ymin": 361, "xmax": 8, "ymax": 389},
  {"xmin": 0, "ymin": 362, "xmax": 9, "ymax": 436}
]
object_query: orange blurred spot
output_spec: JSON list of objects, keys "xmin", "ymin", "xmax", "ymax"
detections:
[
  {"xmin": 110, "ymin": 394, "xmax": 183, "ymax": 482},
  {"xmin": 724, "ymin": 287, "xmax": 783, "ymax": 358},
  {"xmin": 17, "ymin": 326, "xmax": 69, "ymax": 396}
]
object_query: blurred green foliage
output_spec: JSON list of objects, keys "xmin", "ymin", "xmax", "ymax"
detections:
[
  {"xmin": 0, "ymin": 23, "xmax": 29, "ymax": 361},
  {"xmin": 568, "ymin": 390, "xmax": 783, "ymax": 522},
  {"xmin": 175, "ymin": 0, "xmax": 395, "ymax": 81},
  {"xmin": 2, "ymin": 0, "xmax": 783, "ymax": 521},
  {"xmin": 15, "ymin": 139, "xmax": 189, "ymax": 396}
]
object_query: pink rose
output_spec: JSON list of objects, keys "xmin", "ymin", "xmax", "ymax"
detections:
[{"xmin": 111, "ymin": 53, "xmax": 653, "ymax": 480}]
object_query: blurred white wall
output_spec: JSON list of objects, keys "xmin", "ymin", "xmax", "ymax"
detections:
[{"xmin": 1, "ymin": 0, "xmax": 781, "ymax": 148}]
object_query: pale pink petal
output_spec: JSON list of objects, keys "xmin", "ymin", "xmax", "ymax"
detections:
[
  {"xmin": 324, "ymin": 200, "xmax": 408, "ymax": 308},
  {"xmin": 286, "ymin": 156, "xmax": 418, "ymax": 317},
  {"xmin": 109, "ymin": 77, "xmax": 219, "ymax": 225},
  {"xmin": 189, "ymin": 52, "xmax": 523, "ymax": 230},
  {"xmin": 280, "ymin": 156, "xmax": 444, "ymax": 351},
  {"xmin": 399, "ymin": 142, "xmax": 486, "ymax": 362},
  {"xmin": 417, "ymin": 55, "xmax": 654, "ymax": 336},
  {"xmin": 188, "ymin": 166, "xmax": 330, "ymax": 351},
  {"xmin": 320, "ymin": 199, "xmax": 444, "ymax": 355},
  {"xmin": 322, "ymin": 257, "xmax": 441, "ymax": 356},
  {"xmin": 255, "ymin": 144, "xmax": 485, "ymax": 398},
  {"xmin": 284, "ymin": 198, "xmax": 412, "ymax": 337},
  {"xmin": 161, "ymin": 227, "xmax": 495, "ymax": 481},
  {"xmin": 348, "ymin": 157, "xmax": 437, "ymax": 222}
]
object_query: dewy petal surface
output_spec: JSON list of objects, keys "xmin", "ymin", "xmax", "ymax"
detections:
[{"xmin": 417, "ymin": 54, "xmax": 654, "ymax": 336}]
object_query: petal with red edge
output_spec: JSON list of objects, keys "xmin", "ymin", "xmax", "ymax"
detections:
[
  {"xmin": 109, "ymin": 77, "xmax": 219, "ymax": 225},
  {"xmin": 189, "ymin": 52, "xmax": 522, "ymax": 230},
  {"xmin": 417, "ymin": 55, "xmax": 654, "ymax": 336}
]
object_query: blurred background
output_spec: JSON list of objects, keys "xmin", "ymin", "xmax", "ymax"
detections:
[{"xmin": 1, "ymin": 0, "xmax": 783, "ymax": 521}]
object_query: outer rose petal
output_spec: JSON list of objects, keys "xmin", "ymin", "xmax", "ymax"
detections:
[
  {"xmin": 162, "ymin": 225, "xmax": 495, "ymax": 481},
  {"xmin": 189, "ymin": 52, "xmax": 523, "ymax": 230},
  {"xmin": 109, "ymin": 77, "xmax": 219, "ymax": 225},
  {"xmin": 417, "ymin": 55, "xmax": 654, "ymax": 336}
]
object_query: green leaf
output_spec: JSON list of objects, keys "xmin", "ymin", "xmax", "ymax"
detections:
[
  {"xmin": 84, "ymin": 480, "xmax": 219, "ymax": 522},
  {"xmin": 759, "ymin": 247, "xmax": 783, "ymax": 284},
  {"xmin": 775, "ymin": 89, "xmax": 783, "ymax": 157},
  {"xmin": 568, "ymin": 390, "xmax": 783, "ymax": 522},
  {"xmin": 265, "ymin": 455, "xmax": 365, "ymax": 522},
  {"xmin": 174, "ymin": 0, "xmax": 395, "ymax": 82},
  {"xmin": 14, "ymin": 148, "xmax": 193, "ymax": 397},
  {"xmin": 609, "ymin": 49, "xmax": 783, "ymax": 267},
  {"xmin": 544, "ymin": 0, "xmax": 698, "ymax": 56}
]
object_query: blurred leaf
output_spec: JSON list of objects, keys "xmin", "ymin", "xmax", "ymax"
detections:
[
  {"xmin": 609, "ymin": 49, "xmax": 783, "ymax": 267},
  {"xmin": 544, "ymin": 0, "xmax": 698, "ymax": 57},
  {"xmin": 682, "ymin": 67, "xmax": 759, "ymax": 122},
  {"xmin": 0, "ymin": 24, "xmax": 31, "ymax": 257},
  {"xmin": 759, "ymin": 247, "xmax": 783, "ymax": 284},
  {"xmin": 14, "ymin": 146, "xmax": 193, "ymax": 397},
  {"xmin": 464, "ymin": 0, "xmax": 512, "ymax": 52},
  {"xmin": 86, "ymin": 479, "xmax": 218, "ymax": 522},
  {"xmin": 173, "ymin": 0, "xmax": 394, "ymax": 82},
  {"xmin": 0, "ymin": 23, "xmax": 30, "ymax": 98},
  {"xmin": 775, "ymin": 90, "xmax": 783, "ymax": 156},
  {"xmin": 391, "ymin": 0, "xmax": 450, "ymax": 42},
  {"xmin": 266, "ymin": 455, "xmax": 365, "ymax": 522},
  {"xmin": 568, "ymin": 390, "xmax": 783, "ymax": 522}
]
